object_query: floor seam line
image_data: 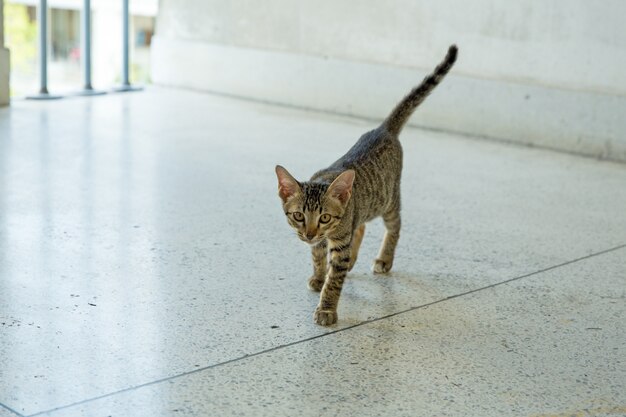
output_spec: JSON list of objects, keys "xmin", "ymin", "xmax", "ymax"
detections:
[
  {"xmin": 27, "ymin": 242, "xmax": 626, "ymax": 417},
  {"xmin": 0, "ymin": 402, "xmax": 25, "ymax": 417}
]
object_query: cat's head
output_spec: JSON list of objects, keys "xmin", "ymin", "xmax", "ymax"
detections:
[{"xmin": 275, "ymin": 165, "xmax": 355, "ymax": 245}]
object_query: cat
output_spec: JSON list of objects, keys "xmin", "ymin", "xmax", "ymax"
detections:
[{"xmin": 275, "ymin": 45, "xmax": 458, "ymax": 326}]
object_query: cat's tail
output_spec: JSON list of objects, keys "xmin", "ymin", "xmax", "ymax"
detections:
[{"xmin": 383, "ymin": 44, "xmax": 458, "ymax": 135}]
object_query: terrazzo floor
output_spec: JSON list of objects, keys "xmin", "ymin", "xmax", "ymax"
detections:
[{"xmin": 0, "ymin": 87, "xmax": 624, "ymax": 416}]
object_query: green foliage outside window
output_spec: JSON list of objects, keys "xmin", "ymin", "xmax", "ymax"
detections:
[{"xmin": 4, "ymin": 2, "xmax": 37, "ymax": 95}]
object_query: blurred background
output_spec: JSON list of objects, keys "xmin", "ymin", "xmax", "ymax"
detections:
[
  {"xmin": 4, "ymin": 0, "xmax": 156, "ymax": 96},
  {"xmin": 1, "ymin": 0, "xmax": 625, "ymax": 159}
]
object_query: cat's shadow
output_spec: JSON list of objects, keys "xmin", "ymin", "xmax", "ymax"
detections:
[{"xmin": 317, "ymin": 269, "xmax": 452, "ymax": 326}]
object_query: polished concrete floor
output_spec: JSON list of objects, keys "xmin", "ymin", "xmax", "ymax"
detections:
[{"xmin": 0, "ymin": 88, "xmax": 625, "ymax": 417}]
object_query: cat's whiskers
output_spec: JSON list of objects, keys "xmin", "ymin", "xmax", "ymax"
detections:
[{"xmin": 295, "ymin": 231, "xmax": 325, "ymax": 245}]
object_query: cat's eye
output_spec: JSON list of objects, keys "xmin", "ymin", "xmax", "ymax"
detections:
[
  {"xmin": 292, "ymin": 212, "xmax": 304, "ymax": 222},
  {"xmin": 319, "ymin": 213, "xmax": 331, "ymax": 224}
]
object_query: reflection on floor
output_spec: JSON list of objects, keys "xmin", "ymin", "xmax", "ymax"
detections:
[{"xmin": 0, "ymin": 87, "xmax": 624, "ymax": 417}]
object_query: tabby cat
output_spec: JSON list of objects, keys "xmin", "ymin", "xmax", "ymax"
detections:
[{"xmin": 276, "ymin": 45, "xmax": 458, "ymax": 325}]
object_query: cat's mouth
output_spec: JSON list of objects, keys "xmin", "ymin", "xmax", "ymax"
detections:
[{"xmin": 298, "ymin": 234, "xmax": 324, "ymax": 245}]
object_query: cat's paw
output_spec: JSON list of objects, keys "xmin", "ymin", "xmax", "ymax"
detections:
[
  {"xmin": 372, "ymin": 259, "xmax": 393, "ymax": 274},
  {"xmin": 314, "ymin": 308, "xmax": 338, "ymax": 326},
  {"xmin": 308, "ymin": 276, "xmax": 324, "ymax": 292}
]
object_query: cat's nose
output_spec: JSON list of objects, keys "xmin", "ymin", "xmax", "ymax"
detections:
[{"xmin": 306, "ymin": 232, "xmax": 316, "ymax": 240}]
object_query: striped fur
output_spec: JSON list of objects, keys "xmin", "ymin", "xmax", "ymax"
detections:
[
  {"xmin": 276, "ymin": 45, "xmax": 458, "ymax": 326},
  {"xmin": 384, "ymin": 45, "xmax": 457, "ymax": 135}
]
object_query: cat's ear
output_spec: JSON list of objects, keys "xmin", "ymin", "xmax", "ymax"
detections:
[
  {"xmin": 275, "ymin": 165, "xmax": 300, "ymax": 202},
  {"xmin": 327, "ymin": 170, "xmax": 355, "ymax": 204}
]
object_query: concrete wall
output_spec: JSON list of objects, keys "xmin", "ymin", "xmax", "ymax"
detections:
[
  {"xmin": 152, "ymin": 0, "xmax": 626, "ymax": 161},
  {"xmin": 0, "ymin": 0, "xmax": 10, "ymax": 106}
]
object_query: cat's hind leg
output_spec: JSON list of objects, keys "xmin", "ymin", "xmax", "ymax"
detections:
[
  {"xmin": 308, "ymin": 239, "xmax": 327, "ymax": 292},
  {"xmin": 348, "ymin": 224, "xmax": 365, "ymax": 271},
  {"xmin": 373, "ymin": 208, "xmax": 400, "ymax": 274}
]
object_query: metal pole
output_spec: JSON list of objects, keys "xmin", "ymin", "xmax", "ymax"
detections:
[
  {"xmin": 84, "ymin": 0, "xmax": 92, "ymax": 88},
  {"xmin": 114, "ymin": 0, "xmax": 141, "ymax": 92},
  {"xmin": 27, "ymin": 0, "xmax": 61, "ymax": 99},
  {"xmin": 76, "ymin": 0, "xmax": 105, "ymax": 95},
  {"xmin": 39, "ymin": 0, "xmax": 48, "ymax": 94},
  {"xmin": 122, "ymin": 0, "xmax": 129, "ymax": 86}
]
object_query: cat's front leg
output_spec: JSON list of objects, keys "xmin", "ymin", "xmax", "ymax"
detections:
[
  {"xmin": 308, "ymin": 239, "xmax": 327, "ymax": 292},
  {"xmin": 348, "ymin": 224, "xmax": 365, "ymax": 271},
  {"xmin": 314, "ymin": 236, "xmax": 352, "ymax": 326}
]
